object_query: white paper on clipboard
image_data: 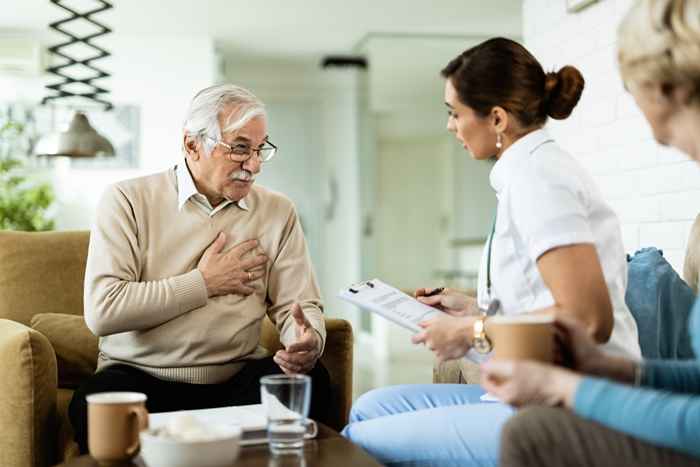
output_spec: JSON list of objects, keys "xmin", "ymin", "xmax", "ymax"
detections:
[
  {"xmin": 340, "ymin": 278, "xmax": 493, "ymax": 367},
  {"xmin": 338, "ymin": 278, "xmax": 441, "ymax": 332}
]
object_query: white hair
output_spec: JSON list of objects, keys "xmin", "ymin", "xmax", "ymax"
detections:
[
  {"xmin": 183, "ymin": 83, "xmax": 266, "ymax": 157},
  {"xmin": 618, "ymin": 0, "xmax": 700, "ymax": 101}
]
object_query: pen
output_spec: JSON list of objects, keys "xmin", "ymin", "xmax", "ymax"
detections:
[{"xmin": 423, "ymin": 287, "xmax": 444, "ymax": 297}]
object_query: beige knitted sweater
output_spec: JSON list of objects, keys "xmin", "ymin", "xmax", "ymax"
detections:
[{"xmin": 83, "ymin": 167, "xmax": 325, "ymax": 384}]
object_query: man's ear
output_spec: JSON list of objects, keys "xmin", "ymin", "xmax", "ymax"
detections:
[
  {"xmin": 184, "ymin": 135, "xmax": 200, "ymax": 161},
  {"xmin": 491, "ymin": 106, "xmax": 509, "ymax": 134}
]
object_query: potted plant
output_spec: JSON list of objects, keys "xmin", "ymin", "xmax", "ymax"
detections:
[{"xmin": 0, "ymin": 120, "xmax": 55, "ymax": 231}]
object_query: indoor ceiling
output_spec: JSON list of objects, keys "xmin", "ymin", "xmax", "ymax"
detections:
[
  {"xmin": 1, "ymin": 0, "xmax": 523, "ymax": 139},
  {"xmin": 0, "ymin": 0, "xmax": 522, "ymax": 61}
]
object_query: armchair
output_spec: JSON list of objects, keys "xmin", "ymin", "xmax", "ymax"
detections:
[{"xmin": 0, "ymin": 231, "xmax": 353, "ymax": 467}]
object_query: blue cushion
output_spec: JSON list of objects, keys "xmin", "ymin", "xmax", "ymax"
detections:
[{"xmin": 625, "ymin": 247, "xmax": 695, "ymax": 359}]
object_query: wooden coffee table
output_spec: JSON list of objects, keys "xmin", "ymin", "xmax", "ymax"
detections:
[{"xmin": 53, "ymin": 423, "xmax": 382, "ymax": 467}]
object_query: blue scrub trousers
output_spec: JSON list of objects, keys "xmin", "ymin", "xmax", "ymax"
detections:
[{"xmin": 341, "ymin": 384, "xmax": 515, "ymax": 467}]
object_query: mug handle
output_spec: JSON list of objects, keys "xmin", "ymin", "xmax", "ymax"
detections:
[
  {"xmin": 303, "ymin": 419, "xmax": 318, "ymax": 439},
  {"xmin": 125, "ymin": 406, "xmax": 150, "ymax": 457}
]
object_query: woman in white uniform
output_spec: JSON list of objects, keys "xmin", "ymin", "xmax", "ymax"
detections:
[{"xmin": 341, "ymin": 37, "xmax": 641, "ymax": 467}]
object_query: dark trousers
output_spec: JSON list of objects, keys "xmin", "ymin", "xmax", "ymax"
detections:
[
  {"xmin": 68, "ymin": 357, "xmax": 331, "ymax": 455},
  {"xmin": 500, "ymin": 406, "xmax": 700, "ymax": 467}
]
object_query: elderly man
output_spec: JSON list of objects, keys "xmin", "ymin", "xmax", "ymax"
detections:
[{"xmin": 68, "ymin": 84, "xmax": 331, "ymax": 453}]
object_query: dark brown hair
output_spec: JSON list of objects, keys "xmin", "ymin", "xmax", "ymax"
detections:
[{"xmin": 441, "ymin": 37, "xmax": 585, "ymax": 127}]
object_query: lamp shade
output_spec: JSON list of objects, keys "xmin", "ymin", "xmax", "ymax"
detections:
[{"xmin": 34, "ymin": 112, "xmax": 114, "ymax": 158}]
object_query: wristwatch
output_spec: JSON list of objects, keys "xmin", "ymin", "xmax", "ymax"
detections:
[{"xmin": 472, "ymin": 316, "xmax": 493, "ymax": 354}]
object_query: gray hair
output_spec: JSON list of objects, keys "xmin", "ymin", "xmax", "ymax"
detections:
[
  {"xmin": 618, "ymin": 0, "xmax": 700, "ymax": 101},
  {"xmin": 183, "ymin": 83, "xmax": 266, "ymax": 157}
]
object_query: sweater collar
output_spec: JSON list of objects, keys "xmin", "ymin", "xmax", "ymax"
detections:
[{"xmin": 175, "ymin": 160, "xmax": 249, "ymax": 212}]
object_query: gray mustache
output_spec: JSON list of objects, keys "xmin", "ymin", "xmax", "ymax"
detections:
[{"xmin": 230, "ymin": 170, "xmax": 255, "ymax": 181}]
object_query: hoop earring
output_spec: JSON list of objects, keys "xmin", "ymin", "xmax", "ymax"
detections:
[{"xmin": 496, "ymin": 133, "xmax": 503, "ymax": 150}]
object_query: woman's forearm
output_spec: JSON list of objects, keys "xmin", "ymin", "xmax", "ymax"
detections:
[
  {"xmin": 536, "ymin": 244, "xmax": 614, "ymax": 343},
  {"xmin": 573, "ymin": 377, "xmax": 700, "ymax": 459},
  {"xmin": 551, "ymin": 303, "xmax": 613, "ymax": 344},
  {"xmin": 588, "ymin": 354, "xmax": 638, "ymax": 384}
]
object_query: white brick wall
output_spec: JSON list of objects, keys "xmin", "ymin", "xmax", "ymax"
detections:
[{"xmin": 524, "ymin": 0, "xmax": 700, "ymax": 273}]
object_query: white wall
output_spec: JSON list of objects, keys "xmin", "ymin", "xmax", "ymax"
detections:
[
  {"xmin": 375, "ymin": 136, "xmax": 453, "ymax": 291},
  {"xmin": 369, "ymin": 135, "xmax": 454, "ymax": 368},
  {"xmin": 317, "ymin": 70, "xmax": 363, "ymax": 325},
  {"xmin": 451, "ymin": 142, "xmax": 496, "ymax": 292},
  {"xmin": 251, "ymin": 101, "xmax": 322, "ymax": 268},
  {"xmin": 2, "ymin": 34, "xmax": 217, "ymax": 230},
  {"xmin": 451, "ymin": 144, "xmax": 497, "ymax": 244},
  {"xmin": 228, "ymin": 62, "xmax": 364, "ymax": 328},
  {"xmin": 109, "ymin": 36, "xmax": 216, "ymax": 172},
  {"xmin": 523, "ymin": 0, "xmax": 700, "ymax": 273}
]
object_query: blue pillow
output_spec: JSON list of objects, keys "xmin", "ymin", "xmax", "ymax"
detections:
[{"xmin": 626, "ymin": 247, "xmax": 695, "ymax": 359}]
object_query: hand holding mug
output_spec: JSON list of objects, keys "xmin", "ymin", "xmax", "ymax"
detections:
[
  {"xmin": 555, "ymin": 315, "xmax": 638, "ymax": 383},
  {"xmin": 480, "ymin": 359, "xmax": 581, "ymax": 408}
]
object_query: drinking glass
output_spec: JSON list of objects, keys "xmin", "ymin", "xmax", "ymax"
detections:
[{"xmin": 260, "ymin": 374, "xmax": 317, "ymax": 455}]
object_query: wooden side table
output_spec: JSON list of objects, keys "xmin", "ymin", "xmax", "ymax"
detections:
[{"xmin": 53, "ymin": 424, "xmax": 382, "ymax": 467}]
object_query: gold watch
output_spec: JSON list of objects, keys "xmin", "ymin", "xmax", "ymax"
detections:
[{"xmin": 472, "ymin": 316, "xmax": 493, "ymax": 354}]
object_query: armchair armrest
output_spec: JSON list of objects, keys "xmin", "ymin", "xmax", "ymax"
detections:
[
  {"xmin": 319, "ymin": 318, "xmax": 353, "ymax": 431},
  {"xmin": 0, "ymin": 319, "xmax": 58, "ymax": 467},
  {"xmin": 30, "ymin": 313, "xmax": 98, "ymax": 389},
  {"xmin": 433, "ymin": 358, "xmax": 481, "ymax": 385}
]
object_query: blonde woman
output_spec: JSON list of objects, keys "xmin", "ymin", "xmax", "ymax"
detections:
[{"xmin": 484, "ymin": 1, "xmax": 700, "ymax": 465}]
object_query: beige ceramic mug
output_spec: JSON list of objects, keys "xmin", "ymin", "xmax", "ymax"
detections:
[
  {"xmin": 487, "ymin": 314, "xmax": 555, "ymax": 362},
  {"xmin": 86, "ymin": 392, "xmax": 149, "ymax": 464}
]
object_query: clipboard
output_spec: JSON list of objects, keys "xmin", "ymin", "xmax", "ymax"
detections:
[
  {"xmin": 338, "ymin": 278, "xmax": 441, "ymax": 332},
  {"xmin": 340, "ymin": 278, "xmax": 493, "ymax": 366}
]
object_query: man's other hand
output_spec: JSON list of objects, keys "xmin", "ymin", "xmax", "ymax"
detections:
[{"xmin": 274, "ymin": 303, "xmax": 321, "ymax": 374}]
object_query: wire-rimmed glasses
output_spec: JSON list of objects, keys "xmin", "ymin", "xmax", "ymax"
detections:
[{"xmin": 207, "ymin": 136, "xmax": 277, "ymax": 163}]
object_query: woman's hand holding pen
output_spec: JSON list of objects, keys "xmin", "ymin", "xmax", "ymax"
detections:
[{"xmin": 415, "ymin": 287, "xmax": 479, "ymax": 317}]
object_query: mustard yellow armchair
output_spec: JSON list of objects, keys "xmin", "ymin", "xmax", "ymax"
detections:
[{"xmin": 0, "ymin": 231, "xmax": 353, "ymax": 467}]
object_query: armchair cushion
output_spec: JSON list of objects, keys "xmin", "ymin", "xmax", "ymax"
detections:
[
  {"xmin": 684, "ymin": 213, "xmax": 700, "ymax": 294},
  {"xmin": 0, "ymin": 319, "xmax": 58, "ymax": 467},
  {"xmin": 626, "ymin": 247, "xmax": 695, "ymax": 359},
  {"xmin": 30, "ymin": 314, "xmax": 98, "ymax": 389}
]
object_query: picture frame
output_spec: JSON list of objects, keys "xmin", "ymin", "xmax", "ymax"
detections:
[{"xmin": 566, "ymin": 0, "xmax": 599, "ymax": 13}]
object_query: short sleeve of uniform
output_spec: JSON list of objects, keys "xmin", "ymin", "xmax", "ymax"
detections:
[{"xmin": 508, "ymin": 161, "xmax": 594, "ymax": 261}]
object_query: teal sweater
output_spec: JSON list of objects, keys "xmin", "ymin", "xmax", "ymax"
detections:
[{"xmin": 574, "ymin": 299, "xmax": 700, "ymax": 458}]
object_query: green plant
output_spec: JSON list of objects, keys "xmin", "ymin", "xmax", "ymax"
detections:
[{"xmin": 0, "ymin": 120, "xmax": 55, "ymax": 231}]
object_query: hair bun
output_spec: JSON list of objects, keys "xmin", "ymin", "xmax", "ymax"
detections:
[
  {"xmin": 544, "ymin": 65, "xmax": 585, "ymax": 120},
  {"xmin": 544, "ymin": 72, "xmax": 559, "ymax": 94}
]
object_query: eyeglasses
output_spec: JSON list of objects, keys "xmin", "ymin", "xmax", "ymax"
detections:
[{"xmin": 207, "ymin": 136, "xmax": 278, "ymax": 163}]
